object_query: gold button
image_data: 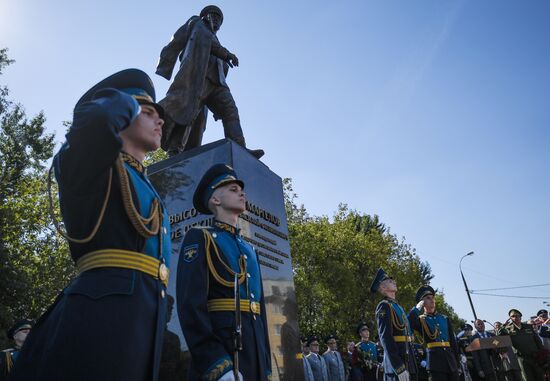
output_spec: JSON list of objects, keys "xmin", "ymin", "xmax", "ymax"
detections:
[
  {"xmin": 159, "ymin": 263, "xmax": 169, "ymax": 281},
  {"xmin": 161, "ymin": 290, "xmax": 165, "ymax": 298}
]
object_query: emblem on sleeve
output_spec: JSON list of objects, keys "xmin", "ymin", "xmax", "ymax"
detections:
[{"xmin": 183, "ymin": 244, "xmax": 199, "ymax": 263}]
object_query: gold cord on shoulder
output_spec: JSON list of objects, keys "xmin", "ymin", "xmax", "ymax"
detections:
[
  {"xmin": 49, "ymin": 153, "xmax": 162, "ymax": 244},
  {"xmin": 390, "ymin": 304, "xmax": 407, "ymax": 332},
  {"xmin": 202, "ymin": 229, "xmax": 246, "ymax": 288},
  {"xmin": 48, "ymin": 164, "xmax": 113, "ymax": 244},
  {"xmin": 115, "ymin": 155, "xmax": 160, "ymax": 238},
  {"xmin": 5, "ymin": 352, "xmax": 13, "ymax": 373},
  {"xmin": 420, "ymin": 316, "xmax": 439, "ymax": 340}
]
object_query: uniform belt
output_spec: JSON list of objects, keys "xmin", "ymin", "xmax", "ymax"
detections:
[
  {"xmin": 76, "ymin": 249, "xmax": 169, "ymax": 287},
  {"xmin": 393, "ymin": 335, "xmax": 414, "ymax": 342},
  {"xmin": 427, "ymin": 341, "xmax": 450, "ymax": 349},
  {"xmin": 207, "ymin": 298, "xmax": 261, "ymax": 315}
]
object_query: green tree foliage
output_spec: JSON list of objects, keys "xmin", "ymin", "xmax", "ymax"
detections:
[
  {"xmin": 0, "ymin": 49, "xmax": 74, "ymax": 348},
  {"xmin": 284, "ymin": 178, "xmax": 464, "ymax": 342}
]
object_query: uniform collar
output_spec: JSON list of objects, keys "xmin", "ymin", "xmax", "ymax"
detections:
[
  {"xmin": 121, "ymin": 152, "xmax": 145, "ymax": 173},
  {"xmin": 214, "ymin": 220, "xmax": 240, "ymax": 235}
]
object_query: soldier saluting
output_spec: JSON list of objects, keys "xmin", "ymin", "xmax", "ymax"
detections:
[
  {"xmin": 408, "ymin": 286, "xmax": 460, "ymax": 381},
  {"xmin": 177, "ymin": 164, "xmax": 271, "ymax": 380},
  {"xmin": 9, "ymin": 69, "xmax": 171, "ymax": 380},
  {"xmin": 371, "ymin": 268, "xmax": 417, "ymax": 381}
]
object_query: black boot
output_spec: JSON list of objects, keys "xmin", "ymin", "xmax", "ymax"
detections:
[{"xmin": 223, "ymin": 120, "xmax": 265, "ymax": 159}]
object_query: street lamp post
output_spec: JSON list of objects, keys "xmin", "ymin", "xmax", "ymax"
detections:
[{"xmin": 460, "ymin": 251, "xmax": 478, "ymax": 320}]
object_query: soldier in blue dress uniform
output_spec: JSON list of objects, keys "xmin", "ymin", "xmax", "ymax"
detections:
[
  {"xmin": 371, "ymin": 268, "xmax": 417, "ymax": 381},
  {"xmin": 8, "ymin": 69, "xmax": 171, "ymax": 381},
  {"xmin": 1, "ymin": 320, "xmax": 32, "ymax": 381},
  {"xmin": 177, "ymin": 164, "xmax": 271, "ymax": 380},
  {"xmin": 408, "ymin": 286, "xmax": 460, "ymax": 381},
  {"xmin": 351, "ymin": 323, "xmax": 378, "ymax": 381}
]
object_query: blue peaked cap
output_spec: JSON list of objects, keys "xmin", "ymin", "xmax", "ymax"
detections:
[
  {"xmin": 370, "ymin": 268, "xmax": 392, "ymax": 294},
  {"xmin": 75, "ymin": 68, "xmax": 164, "ymax": 118}
]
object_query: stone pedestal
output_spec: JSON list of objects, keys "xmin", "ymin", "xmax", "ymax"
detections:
[{"xmin": 148, "ymin": 139, "xmax": 304, "ymax": 381}]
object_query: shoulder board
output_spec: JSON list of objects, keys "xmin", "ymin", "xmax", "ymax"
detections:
[
  {"xmin": 1, "ymin": 348, "xmax": 14, "ymax": 353},
  {"xmin": 355, "ymin": 342, "xmax": 361, "ymax": 348}
]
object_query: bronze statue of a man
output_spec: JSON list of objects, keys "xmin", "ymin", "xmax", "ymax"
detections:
[{"xmin": 156, "ymin": 5, "xmax": 264, "ymax": 159}]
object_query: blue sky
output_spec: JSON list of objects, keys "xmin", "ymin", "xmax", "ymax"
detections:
[{"xmin": 2, "ymin": 0, "xmax": 549, "ymax": 324}]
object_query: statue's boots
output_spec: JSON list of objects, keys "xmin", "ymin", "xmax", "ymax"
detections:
[{"xmin": 224, "ymin": 120, "xmax": 264, "ymax": 159}]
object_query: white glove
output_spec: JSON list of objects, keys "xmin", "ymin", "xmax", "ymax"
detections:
[
  {"xmin": 397, "ymin": 369, "xmax": 410, "ymax": 381},
  {"xmin": 420, "ymin": 360, "xmax": 427, "ymax": 368},
  {"xmin": 218, "ymin": 371, "xmax": 243, "ymax": 381},
  {"xmin": 461, "ymin": 354, "xmax": 467, "ymax": 364},
  {"xmin": 416, "ymin": 300, "xmax": 424, "ymax": 310}
]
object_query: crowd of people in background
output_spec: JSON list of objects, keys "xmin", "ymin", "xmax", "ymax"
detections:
[{"xmin": 301, "ymin": 308, "xmax": 550, "ymax": 381}]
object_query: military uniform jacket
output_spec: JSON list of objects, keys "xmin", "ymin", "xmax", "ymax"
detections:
[
  {"xmin": 352, "ymin": 341, "xmax": 378, "ymax": 371},
  {"xmin": 500, "ymin": 322, "xmax": 543, "ymax": 357},
  {"xmin": 9, "ymin": 89, "xmax": 171, "ymax": 381},
  {"xmin": 408, "ymin": 307, "xmax": 459, "ymax": 374},
  {"xmin": 177, "ymin": 222, "xmax": 271, "ymax": 381},
  {"xmin": 376, "ymin": 298, "xmax": 417, "ymax": 375},
  {"xmin": 303, "ymin": 354, "xmax": 315, "ymax": 381},
  {"xmin": 305, "ymin": 353, "xmax": 328, "ymax": 381},
  {"xmin": 1, "ymin": 349, "xmax": 18, "ymax": 381},
  {"xmin": 322, "ymin": 350, "xmax": 345, "ymax": 381}
]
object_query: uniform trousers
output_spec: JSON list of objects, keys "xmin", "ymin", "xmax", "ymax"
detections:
[{"xmin": 428, "ymin": 371, "xmax": 459, "ymax": 381}]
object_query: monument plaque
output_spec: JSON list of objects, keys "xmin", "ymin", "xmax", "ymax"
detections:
[{"xmin": 148, "ymin": 139, "xmax": 303, "ymax": 381}]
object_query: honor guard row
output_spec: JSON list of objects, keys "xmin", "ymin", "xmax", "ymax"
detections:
[
  {"xmin": 7, "ymin": 65, "xmax": 271, "ymax": 381},
  {"xmin": 370, "ymin": 269, "xmax": 465, "ymax": 381}
]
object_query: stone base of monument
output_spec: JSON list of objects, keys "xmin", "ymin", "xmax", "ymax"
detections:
[{"xmin": 148, "ymin": 139, "xmax": 304, "ymax": 381}]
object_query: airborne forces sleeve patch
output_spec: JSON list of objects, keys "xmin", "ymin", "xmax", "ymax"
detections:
[{"xmin": 183, "ymin": 244, "xmax": 199, "ymax": 263}]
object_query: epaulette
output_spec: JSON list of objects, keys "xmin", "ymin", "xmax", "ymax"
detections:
[{"xmin": 1, "ymin": 348, "xmax": 14, "ymax": 353}]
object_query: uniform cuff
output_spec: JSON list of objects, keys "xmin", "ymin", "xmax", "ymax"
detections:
[{"xmin": 202, "ymin": 356, "xmax": 233, "ymax": 381}]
